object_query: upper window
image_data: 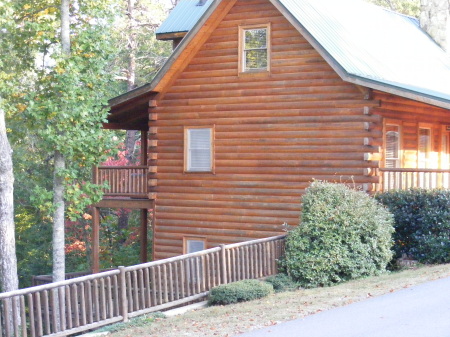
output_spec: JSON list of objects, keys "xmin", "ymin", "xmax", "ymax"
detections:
[
  {"xmin": 184, "ymin": 127, "xmax": 213, "ymax": 172},
  {"xmin": 239, "ymin": 24, "xmax": 270, "ymax": 73}
]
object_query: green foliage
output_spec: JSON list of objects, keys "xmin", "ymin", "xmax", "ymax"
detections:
[
  {"xmin": 365, "ymin": 0, "xmax": 419, "ymax": 17},
  {"xmin": 285, "ymin": 181, "xmax": 394, "ymax": 288},
  {"xmin": 264, "ymin": 274, "xmax": 299, "ymax": 293},
  {"xmin": 375, "ymin": 189, "xmax": 450, "ymax": 264},
  {"xmin": 208, "ymin": 280, "xmax": 274, "ymax": 305}
]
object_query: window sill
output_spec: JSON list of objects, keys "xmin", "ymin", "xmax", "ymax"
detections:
[{"xmin": 238, "ymin": 70, "xmax": 271, "ymax": 79}]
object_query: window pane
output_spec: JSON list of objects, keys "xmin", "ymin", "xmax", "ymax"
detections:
[
  {"xmin": 187, "ymin": 240, "xmax": 205, "ymax": 254},
  {"xmin": 245, "ymin": 29, "xmax": 267, "ymax": 49},
  {"xmin": 187, "ymin": 128, "xmax": 212, "ymax": 171},
  {"xmin": 189, "ymin": 149, "xmax": 211, "ymax": 171},
  {"xmin": 245, "ymin": 50, "xmax": 268, "ymax": 70}
]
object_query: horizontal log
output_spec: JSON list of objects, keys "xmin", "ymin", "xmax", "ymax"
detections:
[
  {"xmin": 161, "ymin": 92, "xmax": 364, "ymax": 107},
  {"xmin": 155, "ymin": 130, "xmax": 382, "ymax": 141},
  {"xmin": 156, "ymin": 212, "xmax": 297, "ymax": 226},
  {"xmin": 163, "ymin": 84, "xmax": 359, "ymax": 101},
  {"xmin": 154, "ymin": 172, "xmax": 372, "ymax": 183},
  {"xmin": 155, "ymin": 198, "xmax": 301, "ymax": 211},
  {"xmin": 156, "ymin": 224, "xmax": 285, "ymax": 237},
  {"xmin": 151, "ymin": 186, "xmax": 306, "ymax": 196},
  {"xmin": 156, "ymin": 192, "xmax": 302, "ymax": 203},
  {"xmin": 156, "ymin": 205, "xmax": 300, "ymax": 218},
  {"xmin": 158, "ymin": 152, "xmax": 366, "ymax": 161}
]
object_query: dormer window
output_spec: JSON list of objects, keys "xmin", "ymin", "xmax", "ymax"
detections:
[{"xmin": 239, "ymin": 24, "xmax": 271, "ymax": 73}]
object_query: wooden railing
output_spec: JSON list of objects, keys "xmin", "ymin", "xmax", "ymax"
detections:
[
  {"xmin": 0, "ymin": 235, "xmax": 286, "ymax": 337},
  {"xmin": 380, "ymin": 168, "xmax": 450, "ymax": 191},
  {"xmin": 93, "ymin": 166, "xmax": 148, "ymax": 198}
]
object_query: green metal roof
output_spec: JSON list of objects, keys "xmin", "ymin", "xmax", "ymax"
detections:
[{"xmin": 156, "ymin": 0, "xmax": 213, "ymax": 37}]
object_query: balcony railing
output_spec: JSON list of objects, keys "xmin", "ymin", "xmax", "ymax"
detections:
[
  {"xmin": 380, "ymin": 168, "xmax": 450, "ymax": 191},
  {"xmin": 94, "ymin": 166, "xmax": 148, "ymax": 198}
]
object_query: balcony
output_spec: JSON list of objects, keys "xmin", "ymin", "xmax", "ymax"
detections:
[
  {"xmin": 380, "ymin": 168, "xmax": 450, "ymax": 191},
  {"xmin": 93, "ymin": 166, "xmax": 149, "ymax": 199}
]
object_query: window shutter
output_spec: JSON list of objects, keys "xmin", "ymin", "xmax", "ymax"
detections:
[
  {"xmin": 187, "ymin": 128, "xmax": 212, "ymax": 171},
  {"xmin": 385, "ymin": 130, "xmax": 399, "ymax": 168}
]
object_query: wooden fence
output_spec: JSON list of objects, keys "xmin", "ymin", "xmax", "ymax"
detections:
[
  {"xmin": 380, "ymin": 168, "xmax": 450, "ymax": 191},
  {"xmin": 0, "ymin": 235, "xmax": 286, "ymax": 337},
  {"xmin": 93, "ymin": 166, "xmax": 148, "ymax": 198}
]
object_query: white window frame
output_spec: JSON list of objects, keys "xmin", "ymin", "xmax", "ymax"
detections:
[
  {"xmin": 239, "ymin": 23, "xmax": 271, "ymax": 73},
  {"xmin": 184, "ymin": 126, "xmax": 214, "ymax": 173}
]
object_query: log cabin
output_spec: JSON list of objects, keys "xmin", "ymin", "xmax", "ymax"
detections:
[{"xmin": 93, "ymin": 0, "xmax": 450, "ymax": 267}]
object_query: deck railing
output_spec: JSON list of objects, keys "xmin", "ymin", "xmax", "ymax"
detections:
[
  {"xmin": 0, "ymin": 235, "xmax": 286, "ymax": 337},
  {"xmin": 380, "ymin": 168, "xmax": 450, "ymax": 191},
  {"xmin": 93, "ymin": 166, "xmax": 148, "ymax": 198}
]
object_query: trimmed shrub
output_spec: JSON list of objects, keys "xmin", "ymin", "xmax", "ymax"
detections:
[
  {"xmin": 375, "ymin": 189, "xmax": 450, "ymax": 264},
  {"xmin": 265, "ymin": 273, "xmax": 299, "ymax": 292},
  {"xmin": 208, "ymin": 279, "xmax": 273, "ymax": 305},
  {"xmin": 285, "ymin": 181, "xmax": 394, "ymax": 288}
]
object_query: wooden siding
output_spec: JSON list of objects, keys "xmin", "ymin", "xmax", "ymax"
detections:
[
  {"xmin": 373, "ymin": 91, "xmax": 450, "ymax": 169},
  {"xmin": 150, "ymin": 0, "xmax": 380, "ymax": 259}
]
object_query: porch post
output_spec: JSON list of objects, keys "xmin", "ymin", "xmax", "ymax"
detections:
[
  {"xmin": 92, "ymin": 207, "xmax": 100, "ymax": 274},
  {"xmin": 141, "ymin": 130, "xmax": 148, "ymax": 166},
  {"xmin": 140, "ymin": 209, "xmax": 148, "ymax": 263}
]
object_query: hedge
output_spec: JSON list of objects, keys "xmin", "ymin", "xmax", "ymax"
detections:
[{"xmin": 285, "ymin": 181, "xmax": 394, "ymax": 288}]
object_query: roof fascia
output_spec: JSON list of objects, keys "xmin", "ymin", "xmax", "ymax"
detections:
[{"xmin": 268, "ymin": 0, "xmax": 450, "ymax": 111}]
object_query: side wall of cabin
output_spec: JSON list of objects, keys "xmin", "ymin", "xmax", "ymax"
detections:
[{"xmin": 150, "ymin": 0, "xmax": 381, "ymax": 259}]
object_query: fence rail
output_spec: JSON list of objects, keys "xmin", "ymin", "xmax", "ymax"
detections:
[
  {"xmin": 0, "ymin": 235, "xmax": 286, "ymax": 337},
  {"xmin": 380, "ymin": 168, "xmax": 450, "ymax": 191},
  {"xmin": 93, "ymin": 166, "xmax": 148, "ymax": 198}
]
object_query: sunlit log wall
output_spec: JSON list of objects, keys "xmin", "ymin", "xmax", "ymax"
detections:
[
  {"xmin": 149, "ymin": 0, "xmax": 383, "ymax": 259},
  {"xmin": 372, "ymin": 91, "xmax": 450, "ymax": 169}
]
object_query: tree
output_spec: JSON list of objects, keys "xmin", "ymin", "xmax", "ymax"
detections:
[
  {"xmin": 14, "ymin": 0, "xmax": 118, "ymax": 282},
  {"xmin": 0, "ymin": 0, "xmax": 22, "ymax": 294},
  {"xmin": 419, "ymin": 0, "xmax": 450, "ymax": 52},
  {"xmin": 366, "ymin": 0, "xmax": 420, "ymax": 16}
]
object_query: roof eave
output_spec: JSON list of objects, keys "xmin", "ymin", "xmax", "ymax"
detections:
[{"xmin": 345, "ymin": 75, "xmax": 450, "ymax": 110}]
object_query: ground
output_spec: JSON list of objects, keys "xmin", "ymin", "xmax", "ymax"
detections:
[{"xmin": 105, "ymin": 264, "xmax": 450, "ymax": 337}]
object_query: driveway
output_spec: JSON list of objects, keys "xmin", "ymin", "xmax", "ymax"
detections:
[{"xmin": 237, "ymin": 276, "xmax": 450, "ymax": 337}]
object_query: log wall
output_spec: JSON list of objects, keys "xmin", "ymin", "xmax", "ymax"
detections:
[
  {"xmin": 150, "ymin": 0, "xmax": 381, "ymax": 259},
  {"xmin": 373, "ymin": 91, "xmax": 450, "ymax": 169}
]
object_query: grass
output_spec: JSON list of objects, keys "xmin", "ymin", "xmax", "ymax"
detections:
[{"xmin": 106, "ymin": 264, "xmax": 450, "ymax": 337}]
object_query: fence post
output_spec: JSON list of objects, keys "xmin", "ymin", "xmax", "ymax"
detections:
[
  {"xmin": 119, "ymin": 267, "xmax": 129, "ymax": 322},
  {"xmin": 219, "ymin": 245, "xmax": 227, "ymax": 285}
]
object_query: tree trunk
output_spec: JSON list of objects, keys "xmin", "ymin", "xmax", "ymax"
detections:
[
  {"xmin": 420, "ymin": 0, "xmax": 450, "ymax": 52},
  {"xmin": 52, "ymin": 0, "xmax": 70, "ymax": 284},
  {"xmin": 52, "ymin": 150, "xmax": 66, "ymax": 283},
  {"xmin": 0, "ymin": 107, "xmax": 19, "ymax": 293}
]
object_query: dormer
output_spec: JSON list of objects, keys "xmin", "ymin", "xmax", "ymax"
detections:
[{"xmin": 156, "ymin": 0, "xmax": 213, "ymax": 49}]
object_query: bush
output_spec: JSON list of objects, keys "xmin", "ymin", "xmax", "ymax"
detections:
[
  {"xmin": 375, "ymin": 189, "xmax": 450, "ymax": 264},
  {"xmin": 208, "ymin": 279, "xmax": 273, "ymax": 305},
  {"xmin": 285, "ymin": 181, "xmax": 394, "ymax": 288},
  {"xmin": 265, "ymin": 274, "xmax": 299, "ymax": 292}
]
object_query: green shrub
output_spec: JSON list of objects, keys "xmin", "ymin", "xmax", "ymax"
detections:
[
  {"xmin": 285, "ymin": 181, "xmax": 394, "ymax": 288},
  {"xmin": 375, "ymin": 189, "xmax": 450, "ymax": 264},
  {"xmin": 265, "ymin": 274, "xmax": 299, "ymax": 292},
  {"xmin": 208, "ymin": 279, "xmax": 273, "ymax": 305}
]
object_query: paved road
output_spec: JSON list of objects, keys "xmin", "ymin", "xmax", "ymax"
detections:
[{"xmin": 237, "ymin": 276, "xmax": 450, "ymax": 337}]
